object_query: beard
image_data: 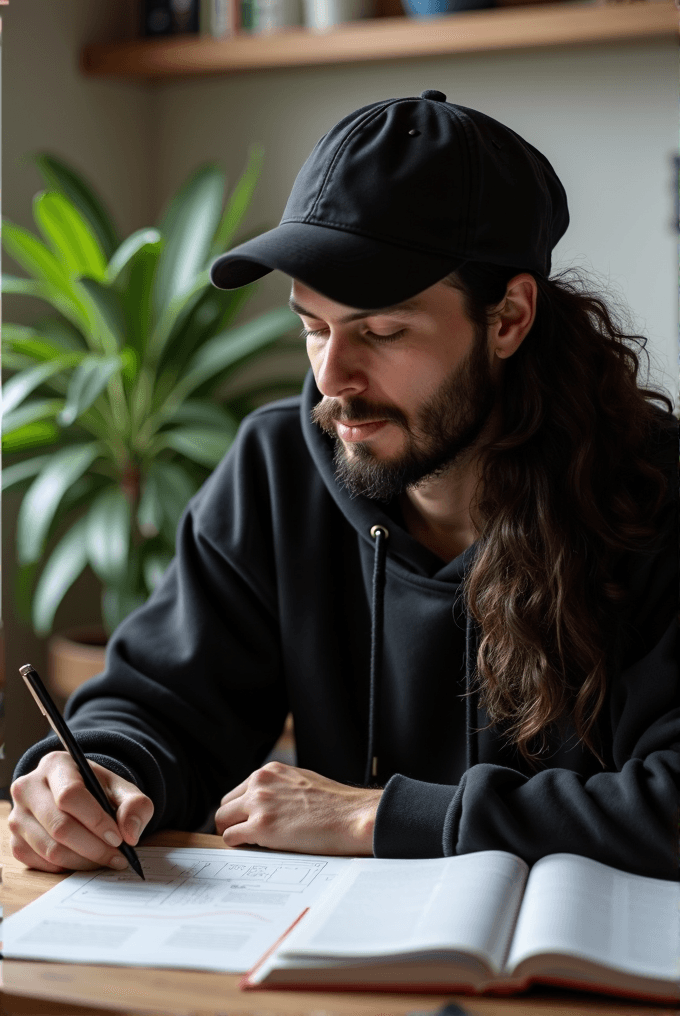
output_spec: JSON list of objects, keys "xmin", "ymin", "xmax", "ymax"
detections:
[{"xmin": 310, "ymin": 323, "xmax": 498, "ymax": 501}]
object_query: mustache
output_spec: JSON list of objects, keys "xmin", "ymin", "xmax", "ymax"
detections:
[{"xmin": 311, "ymin": 397, "xmax": 408, "ymax": 433}]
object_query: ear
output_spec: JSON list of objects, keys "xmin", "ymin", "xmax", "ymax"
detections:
[{"xmin": 492, "ymin": 273, "xmax": 537, "ymax": 360}]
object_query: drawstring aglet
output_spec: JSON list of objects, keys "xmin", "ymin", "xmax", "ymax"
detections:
[{"xmin": 372, "ymin": 756, "xmax": 378, "ymax": 778}]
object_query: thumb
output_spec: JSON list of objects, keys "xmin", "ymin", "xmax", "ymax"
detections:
[{"xmin": 103, "ymin": 776, "xmax": 154, "ymax": 846}]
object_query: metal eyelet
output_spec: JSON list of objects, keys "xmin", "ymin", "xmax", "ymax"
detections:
[{"xmin": 370, "ymin": 524, "xmax": 389, "ymax": 540}]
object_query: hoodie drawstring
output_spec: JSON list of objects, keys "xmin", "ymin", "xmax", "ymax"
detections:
[
  {"xmin": 366, "ymin": 527, "xmax": 479, "ymax": 787},
  {"xmin": 365, "ymin": 524, "xmax": 388, "ymax": 786}
]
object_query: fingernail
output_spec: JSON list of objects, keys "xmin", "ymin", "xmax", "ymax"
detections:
[
  {"xmin": 110, "ymin": 855, "xmax": 128, "ymax": 869},
  {"xmin": 128, "ymin": 817, "xmax": 142, "ymax": 844},
  {"xmin": 104, "ymin": 830, "xmax": 122, "ymax": 847}
]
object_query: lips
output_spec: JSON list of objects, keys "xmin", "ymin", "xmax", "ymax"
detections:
[{"xmin": 335, "ymin": 420, "xmax": 388, "ymax": 442}]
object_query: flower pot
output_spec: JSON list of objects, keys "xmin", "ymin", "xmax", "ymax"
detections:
[{"xmin": 47, "ymin": 626, "xmax": 107, "ymax": 702}]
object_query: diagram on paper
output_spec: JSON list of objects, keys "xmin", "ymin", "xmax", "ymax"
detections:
[
  {"xmin": 3, "ymin": 845, "xmax": 352, "ymax": 973},
  {"xmin": 59, "ymin": 851, "xmax": 333, "ymax": 915}
]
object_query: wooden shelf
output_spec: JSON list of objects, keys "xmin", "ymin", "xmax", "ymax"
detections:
[{"xmin": 81, "ymin": 0, "xmax": 677, "ymax": 79}]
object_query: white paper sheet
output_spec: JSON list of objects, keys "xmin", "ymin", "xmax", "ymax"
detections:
[{"xmin": 3, "ymin": 846, "xmax": 352, "ymax": 972}]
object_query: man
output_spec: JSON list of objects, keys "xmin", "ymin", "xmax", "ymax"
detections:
[{"xmin": 10, "ymin": 92, "xmax": 679, "ymax": 880}]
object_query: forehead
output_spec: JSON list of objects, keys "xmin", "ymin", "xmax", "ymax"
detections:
[{"xmin": 289, "ymin": 281, "xmax": 424, "ymax": 323}]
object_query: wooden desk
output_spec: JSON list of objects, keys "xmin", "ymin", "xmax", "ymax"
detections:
[{"xmin": 1, "ymin": 801, "xmax": 676, "ymax": 1016}]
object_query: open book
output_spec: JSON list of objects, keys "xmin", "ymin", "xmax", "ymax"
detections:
[{"xmin": 243, "ymin": 851, "xmax": 680, "ymax": 1003}]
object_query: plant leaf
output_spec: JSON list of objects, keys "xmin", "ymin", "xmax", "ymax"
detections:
[
  {"xmin": 150, "ymin": 460, "xmax": 200, "ymax": 545},
  {"xmin": 136, "ymin": 470, "xmax": 162, "ymax": 538},
  {"xmin": 31, "ymin": 515, "xmax": 90, "ymax": 636},
  {"xmin": 33, "ymin": 191, "xmax": 107, "ymax": 281},
  {"xmin": 120, "ymin": 346, "xmax": 139, "ymax": 386},
  {"xmin": 146, "ymin": 269, "xmax": 211, "ymax": 366},
  {"xmin": 153, "ymin": 282, "xmax": 253, "ymax": 381},
  {"xmin": 2, "ymin": 422, "xmax": 61, "ymax": 453},
  {"xmin": 2, "ymin": 320, "xmax": 86, "ymax": 360},
  {"xmin": 2, "ymin": 274, "xmax": 42, "ymax": 298},
  {"xmin": 142, "ymin": 550, "xmax": 172, "ymax": 594},
  {"xmin": 3, "ymin": 398, "xmax": 64, "ymax": 435},
  {"xmin": 31, "ymin": 152, "xmax": 119, "ymax": 260},
  {"xmin": 179, "ymin": 307, "xmax": 298, "ymax": 396},
  {"xmin": 102, "ymin": 584, "xmax": 146, "ymax": 636},
  {"xmin": 77, "ymin": 278, "xmax": 126, "ymax": 353},
  {"xmin": 225, "ymin": 377, "xmax": 305, "ymax": 417},
  {"xmin": 153, "ymin": 165, "xmax": 225, "ymax": 320},
  {"xmin": 17, "ymin": 442, "xmax": 101, "ymax": 564},
  {"xmin": 15, "ymin": 561, "xmax": 40, "ymax": 625},
  {"xmin": 85, "ymin": 486, "xmax": 131, "ymax": 587},
  {"xmin": 2, "ymin": 222, "xmax": 91, "ymax": 332},
  {"xmin": 35, "ymin": 317, "xmax": 88, "ymax": 351},
  {"xmin": 210, "ymin": 143, "xmax": 264, "ymax": 260},
  {"xmin": 105, "ymin": 228, "xmax": 162, "ymax": 285},
  {"xmin": 158, "ymin": 426, "xmax": 235, "ymax": 468},
  {"xmin": 114, "ymin": 242, "xmax": 161, "ymax": 357},
  {"xmin": 58, "ymin": 355, "xmax": 122, "ymax": 426},
  {"xmin": 2, "ymin": 455, "xmax": 52, "ymax": 491},
  {"xmin": 2, "ymin": 357, "xmax": 82, "ymax": 416},
  {"xmin": 163, "ymin": 399, "xmax": 239, "ymax": 430},
  {"xmin": 3, "ymin": 332, "xmax": 79, "ymax": 364},
  {"xmin": 2, "ymin": 220, "xmax": 75, "ymax": 289}
]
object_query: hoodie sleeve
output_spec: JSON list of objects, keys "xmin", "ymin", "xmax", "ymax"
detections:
[
  {"xmin": 375, "ymin": 423, "xmax": 680, "ymax": 881},
  {"xmin": 12, "ymin": 415, "xmax": 289, "ymax": 836},
  {"xmin": 375, "ymin": 614, "xmax": 679, "ymax": 880}
]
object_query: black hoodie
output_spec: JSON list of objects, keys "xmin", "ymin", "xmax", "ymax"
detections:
[{"xmin": 14, "ymin": 370, "xmax": 680, "ymax": 879}]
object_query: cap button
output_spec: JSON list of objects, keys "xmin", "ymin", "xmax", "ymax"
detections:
[{"xmin": 420, "ymin": 89, "xmax": 446, "ymax": 102}]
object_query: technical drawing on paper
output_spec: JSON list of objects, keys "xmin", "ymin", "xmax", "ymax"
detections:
[{"xmin": 59, "ymin": 849, "xmax": 333, "ymax": 913}]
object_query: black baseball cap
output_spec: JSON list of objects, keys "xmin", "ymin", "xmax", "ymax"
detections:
[{"xmin": 210, "ymin": 90, "xmax": 569, "ymax": 310}]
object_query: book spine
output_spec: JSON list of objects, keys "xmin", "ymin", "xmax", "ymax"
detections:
[
  {"xmin": 251, "ymin": 0, "xmax": 303, "ymax": 31},
  {"xmin": 241, "ymin": 907, "xmax": 310, "ymax": 989},
  {"xmin": 240, "ymin": 0, "xmax": 257, "ymax": 30},
  {"xmin": 142, "ymin": 0, "xmax": 200, "ymax": 35},
  {"xmin": 200, "ymin": 0, "xmax": 240, "ymax": 35}
]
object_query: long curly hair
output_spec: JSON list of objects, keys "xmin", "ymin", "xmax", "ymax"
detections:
[{"xmin": 445, "ymin": 262, "xmax": 675, "ymax": 766}]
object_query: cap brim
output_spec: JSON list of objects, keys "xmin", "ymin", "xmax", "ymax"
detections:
[{"xmin": 210, "ymin": 222, "xmax": 464, "ymax": 310}]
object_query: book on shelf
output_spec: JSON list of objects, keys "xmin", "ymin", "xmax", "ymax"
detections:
[
  {"xmin": 142, "ymin": 0, "xmax": 200, "ymax": 36},
  {"xmin": 200, "ymin": 0, "xmax": 240, "ymax": 35},
  {"xmin": 243, "ymin": 850, "xmax": 680, "ymax": 1003}
]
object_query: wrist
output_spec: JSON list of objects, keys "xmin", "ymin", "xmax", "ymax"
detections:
[{"xmin": 352, "ymin": 789, "xmax": 383, "ymax": 854}]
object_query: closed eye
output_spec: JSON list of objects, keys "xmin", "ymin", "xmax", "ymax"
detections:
[{"xmin": 300, "ymin": 327, "xmax": 407, "ymax": 343}]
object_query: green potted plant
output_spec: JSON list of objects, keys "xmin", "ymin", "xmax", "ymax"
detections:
[{"xmin": 2, "ymin": 148, "xmax": 303, "ymax": 695}]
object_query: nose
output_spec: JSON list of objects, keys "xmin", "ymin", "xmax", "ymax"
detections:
[{"xmin": 311, "ymin": 330, "xmax": 367, "ymax": 400}]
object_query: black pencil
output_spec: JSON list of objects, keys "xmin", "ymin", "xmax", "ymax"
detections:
[{"xmin": 19, "ymin": 664, "xmax": 145, "ymax": 880}]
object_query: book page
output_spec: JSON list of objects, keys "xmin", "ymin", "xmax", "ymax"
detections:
[
  {"xmin": 3, "ymin": 846, "xmax": 351, "ymax": 973},
  {"xmin": 280, "ymin": 850, "xmax": 528, "ymax": 973},
  {"xmin": 506, "ymin": 853, "xmax": 680, "ymax": 981}
]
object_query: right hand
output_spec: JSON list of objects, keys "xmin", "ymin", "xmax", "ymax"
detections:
[{"xmin": 9, "ymin": 751, "xmax": 154, "ymax": 873}]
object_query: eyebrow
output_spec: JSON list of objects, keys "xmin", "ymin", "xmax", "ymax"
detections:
[{"xmin": 288, "ymin": 297, "xmax": 421, "ymax": 323}]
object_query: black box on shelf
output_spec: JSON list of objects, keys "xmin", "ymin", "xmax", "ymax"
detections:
[{"xmin": 141, "ymin": 0, "xmax": 200, "ymax": 36}]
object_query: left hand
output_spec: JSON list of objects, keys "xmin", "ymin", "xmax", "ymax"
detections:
[{"xmin": 215, "ymin": 762, "xmax": 383, "ymax": 855}]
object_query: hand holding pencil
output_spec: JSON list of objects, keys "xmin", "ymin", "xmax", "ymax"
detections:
[{"xmin": 8, "ymin": 666, "xmax": 153, "ymax": 878}]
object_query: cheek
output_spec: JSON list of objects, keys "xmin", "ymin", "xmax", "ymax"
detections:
[{"xmin": 382, "ymin": 349, "xmax": 448, "ymax": 406}]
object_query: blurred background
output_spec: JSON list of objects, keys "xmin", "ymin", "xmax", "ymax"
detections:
[{"xmin": 1, "ymin": 0, "xmax": 677, "ymax": 793}]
